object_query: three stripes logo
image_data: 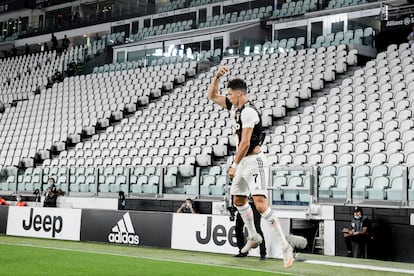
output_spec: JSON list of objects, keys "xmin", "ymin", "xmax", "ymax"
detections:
[{"xmin": 107, "ymin": 213, "xmax": 140, "ymax": 245}]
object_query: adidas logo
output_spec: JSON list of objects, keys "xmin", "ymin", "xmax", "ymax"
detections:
[{"xmin": 107, "ymin": 213, "xmax": 140, "ymax": 245}]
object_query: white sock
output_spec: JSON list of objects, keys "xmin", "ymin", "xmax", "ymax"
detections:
[
  {"xmin": 261, "ymin": 207, "xmax": 289, "ymax": 249},
  {"xmin": 236, "ymin": 203, "xmax": 258, "ymax": 237}
]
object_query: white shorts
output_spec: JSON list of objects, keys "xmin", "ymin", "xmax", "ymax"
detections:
[{"xmin": 230, "ymin": 152, "xmax": 269, "ymax": 197}]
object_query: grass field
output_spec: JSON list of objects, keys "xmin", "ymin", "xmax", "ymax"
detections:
[{"xmin": 1, "ymin": 235, "xmax": 414, "ymax": 275}]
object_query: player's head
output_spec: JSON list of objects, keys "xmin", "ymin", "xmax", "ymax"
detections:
[
  {"xmin": 227, "ymin": 78, "xmax": 247, "ymax": 107},
  {"xmin": 353, "ymin": 206, "xmax": 362, "ymax": 219}
]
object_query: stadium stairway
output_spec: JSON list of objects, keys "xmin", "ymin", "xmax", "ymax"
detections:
[{"xmin": 81, "ymin": 49, "xmax": 111, "ymax": 75}]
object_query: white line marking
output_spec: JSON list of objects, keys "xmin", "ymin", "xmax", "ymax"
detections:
[
  {"xmin": 0, "ymin": 241, "xmax": 302, "ymax": 276},
  {"xmin": 304, "ymin": 260, "xmax": 414, "ymax": 275}
]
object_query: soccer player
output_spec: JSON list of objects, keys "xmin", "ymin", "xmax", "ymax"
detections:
[{"xmin": 208, "ymin": 66, "xmax": 294, "ymax": 268}]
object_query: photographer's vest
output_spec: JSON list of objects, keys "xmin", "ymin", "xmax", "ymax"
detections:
[{"xmin": 226, "ymin": 98, "xmax": 265, "ymax": 154}]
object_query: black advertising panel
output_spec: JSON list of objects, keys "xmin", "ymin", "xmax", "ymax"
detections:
[
  {"xmin": 0, "ymin": 206, "xmax": 8, "ymax": 234},
  {"xmin": 381, "ymin": 14, "xmax": 414, "ymax": 30},
  {"xmin": 80, "ymin": 209, "xmax": 172, "ymax": 248}
]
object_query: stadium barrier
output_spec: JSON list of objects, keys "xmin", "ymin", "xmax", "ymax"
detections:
[
  {"xmin": 6, "ymin": 206, "xmax": 81, "ymax": 241},
  {"xmin": 171, "ymin": 213, "xmax": 290, "ymax": 258},
  {"xmin": 0, "ymin": 206, "xmax": 8, "ymax": 234},
  {"xmin": 80, "ymin": 209, "xmax": 172, "ymax": 247},
  {"xmin": 0, "ymin": 205, "xmax": 338, "ymax": 257},
  {"xmin": 0, "ymin": 206, "xmax": 290, "ymax": 257}
]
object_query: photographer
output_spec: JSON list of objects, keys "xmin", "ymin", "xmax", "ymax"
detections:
[
  {"xmin": 176, "ymin": 198, "xmax": 196, "ymax": 214},
  {"xmin": 43, "ymin": 178, "xmax": 62, "ymax": 208}
]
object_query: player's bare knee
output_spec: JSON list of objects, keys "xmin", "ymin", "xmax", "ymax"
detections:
[
  {"xmin": 233, "ymin": 195, "xmax": 248, "ymax": 206},
  {"xmin": 252, "ymin": 195, "xmax": 268, "ymax": 213}
]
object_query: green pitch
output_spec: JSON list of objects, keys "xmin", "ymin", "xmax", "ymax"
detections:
[{"xmin": 0, "ymin": 235, "xmax": 413, "ymax": 276}]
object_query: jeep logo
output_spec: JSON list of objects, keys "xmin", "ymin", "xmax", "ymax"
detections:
[
  {"xmin": 22, "ymin": 208, "xmax": 63, "ymax": 237},
  {"xmin": 196, "ymin": 216, "xmax": 241, "ymax": 246}
]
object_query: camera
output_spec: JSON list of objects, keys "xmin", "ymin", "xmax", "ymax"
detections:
[{"xmin": 227, "ymin": 206, "xmax": 237, "ymax": 221}]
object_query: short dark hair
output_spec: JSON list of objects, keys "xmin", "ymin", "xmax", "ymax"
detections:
[{"xmin": 227, "ymin": 78, "xmax": 247, "ymax": 93}]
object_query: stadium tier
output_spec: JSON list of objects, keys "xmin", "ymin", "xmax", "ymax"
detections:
[
  {"xmin": 129, "ymin": 6, "xmax": 273, "ymax": 42},
  {"xmin": 311, "ymin": 28, "xmax": 374, "ymax": 48},
  {"xmin": 267, "ymin": 43, "xmax": 414, "ymax": 202},
  {"xmin": 0, "ymin": 0, "xmax": 409, "ymax": 205},
  {"xmin": 0, "ymin": 40, "xmax": 356, "ymax": 197},
  {"xmin": 3, "ymin": 0, "xmax": 414, "ymax": 267},
  {"xmin": 0, "ymin": 51, "xmax": 57, "ymax": 104},
  {"xmin": 158, "ymin": 0, "xmax": 222, "ymax": 13},
  {"xmin": 270, "ymin": 0, "xmax": 317, "ymax": 19}
]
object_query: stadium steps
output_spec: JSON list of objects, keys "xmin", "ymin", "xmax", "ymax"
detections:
[{"xmin": 83, "ymin": 49, "xmax": 111, "ymax": 75}]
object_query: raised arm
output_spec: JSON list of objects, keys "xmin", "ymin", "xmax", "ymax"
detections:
[{"xmin": 208, "ymin": 66, "xmax": 229, "ymax": 109}]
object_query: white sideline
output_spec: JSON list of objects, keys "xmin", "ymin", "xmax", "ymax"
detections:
[
  {"xmin": 304, "ymin": 260, "xmax": 414, "ymax": 275},
  {"xmin": 0, "ymin": 241, "xmax": 302, "ymax": 276}
]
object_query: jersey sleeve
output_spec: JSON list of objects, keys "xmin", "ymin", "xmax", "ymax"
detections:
[
  {"xmin": 225, "ymin": 97, "xmax": 232, "ymax": 110},
  {"xmin": 240, "ymin": 107, "xmax": 259, "ymax": 128}
]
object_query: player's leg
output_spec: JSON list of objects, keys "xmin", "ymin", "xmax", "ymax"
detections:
[
  {"xmin": 253, "ymin": 195, "xmax": 293, "ymax": 267},
  {"xmin": 246, "ymin": 154, "xmax": 293, "ymax": 268},
  {"xmin": 231, "ymin": 170, "xmax": 262, "ymax": 252},
  {"xmin": 231, "ymin": 171, "xmax": 260, "ymax": 243},
  {"xmin": 252, "ymin": 203, "xmax": 266, "ymax": 259},
  {"xmin": 233, "ymin": 195, "xmax": 260, "ymax": 245},
  {"xmin": 344, "ymin": 235, "xmax": 353, "ymax": 257},
  {"xmin": 234, "ymin": 211, "xmax": 247, "ymax": 257}
]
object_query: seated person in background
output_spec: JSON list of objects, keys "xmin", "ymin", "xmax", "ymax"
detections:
[
  {"xmin": 67, "ymin": 59, "xmax": 77, "ymax": 76},
  {"xmin": 15, "ymin": 194, "xmax": 26, "ymax": 206},
  {"xmin": 76, "ymin": 58, "xmax": 85, "ymax": 74},
  {"xmin": 0, "ymin": 196, "xmax": 9, "ymax": 206},
  {"xmin": 52, "ymin": 69, "xmax": 63, "ymax": 83},
  {"xmin": 176, "ymin": 198, "xmax": 196, "ymax": 214},
  {"xmin": 342, "ymin": 206, "xmax": 371, "ymax": 257}
]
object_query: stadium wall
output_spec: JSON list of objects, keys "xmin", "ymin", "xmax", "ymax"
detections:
[
  {"xmin": 0, "ymin": 206, "xmax": 8, "ymax": 234},
  {"xmin": 124, "ymin": 198, "xmax": 212, "ymax": 214},
  {"xmin": 57, "ymin": 197, "xmax": 118, "ymax": 210},
  {"xmin": 1, "ymin": 205, "xmax": 413, "ymax": 262},
  {"xmin": 6, "ymin": 206, "xmax": 81, "ymax": 241},
  {"xmin": 171, "ymin": 213, "xmax": 289, "ymax": 258},
  {"xmin": 80, "ymin": 209, "xmax": 172, "ymax": 247},
  {"xmin": 0, "ymin": 205, "xmax": 309, "ymax": 258}
]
